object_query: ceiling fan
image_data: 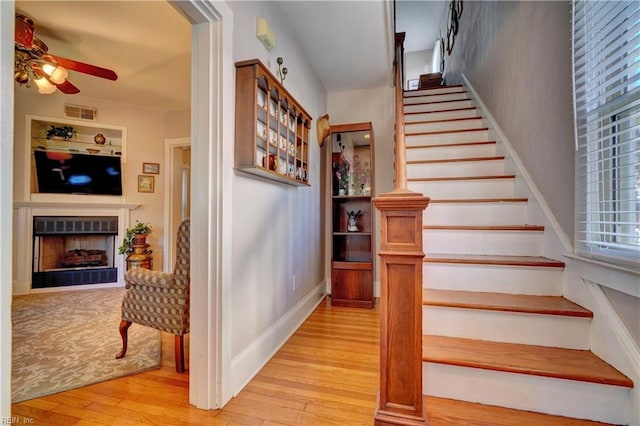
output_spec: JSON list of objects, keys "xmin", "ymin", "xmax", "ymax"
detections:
[{"xmin": 14, "ymin": 13, "xmax": 118, "ymax": 95}]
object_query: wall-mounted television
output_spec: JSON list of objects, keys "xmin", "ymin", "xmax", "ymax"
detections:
[{"xmin": 33, "ymin": 151, "xmax": 123, "ymax": 196}]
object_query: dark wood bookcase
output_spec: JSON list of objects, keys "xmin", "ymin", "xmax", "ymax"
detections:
[{"xmin": 329, "ymin": 122, "xmax": 375, "ymax": 308}]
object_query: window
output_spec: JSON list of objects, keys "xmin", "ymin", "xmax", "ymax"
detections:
[{"xmin": 572, "ymin": 1, "xmax": 640, "ymax": 266}]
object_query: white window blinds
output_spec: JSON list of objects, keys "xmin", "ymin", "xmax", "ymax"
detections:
[{"xmin": 572, "ymin": 1, "xmax": 640, "ymax": 265}]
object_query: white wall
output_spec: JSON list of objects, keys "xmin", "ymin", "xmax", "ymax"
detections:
[
  {"xmin": 327, "ymin": 86, "xmax": 395, "ymax": 296},
  {"xmin": 405, "ymin": 49, "xmax": 433, "ymax": 89},
  {"xmin": 226, "ymin": 1, "xmax": 327, "ymax": 394},
  {"xmin": 440, "ymin": 1, "xmax": 575, "ymax": 241},
  {"xmin": 13, "ymin": 90, "xmax": 173, "ymax": 272}
]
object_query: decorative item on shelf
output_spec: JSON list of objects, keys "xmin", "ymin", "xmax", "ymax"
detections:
[
  {"xmin": 262, "ymin": 154, "xmax": 278, "ymax": 171},
  {"xmin": 276, "ymin": 57, "xmax": 287, "ymax": 85},
  {"xmin": 93, "ymin": 133, "xmax": 106, "ymax": 144},
  {"xmin": 351, "ymin": 156, "xmax": 371, "ymax": 195},
  {"xmin": 335, "ymin": 160, "xmax": 350, "ymax": 196},
  {"xmin": 346, "ymin": 210, "xmax": 362, "ymax": 232},
  {"xmin": 45, "ymin": 125, "xmax": 76, "ymax": 140}
]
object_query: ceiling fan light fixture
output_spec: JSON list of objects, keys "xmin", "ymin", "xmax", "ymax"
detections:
[
  {"xmin": 34, "ymin": 76, "xmax": 56, "ymax": 94},
  {"xmin": 42, "ymin": 63, "xmax": 68, "ymax": 85}
]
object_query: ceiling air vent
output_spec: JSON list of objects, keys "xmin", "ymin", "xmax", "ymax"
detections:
[{"xmin": 64, "ymin": 104, "xmax": 97, "ymax": 121}]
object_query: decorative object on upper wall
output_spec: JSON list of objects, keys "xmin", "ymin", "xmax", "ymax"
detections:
[
  {"xmin": 45, "ymin": 125, "xmax": 76, "ymax": 140},
  {"xmin": 446, "ymin": 0, "xmax": 463, "ymax": 56},
  {"xmin": 93, "ymin": 133, "xmax": 106, "ymax": 144},
  {"xmin": 138, "ymin": 175, "xmax": 154, "ymax": 193},
  {"xmin": 14, "ymin": 13, "xmax": 118, "ymax": 95},
  {"xmin": 316, "ymin": 114, "xmax": 331, "ymax": 147},
  {"xmin": 276, "ymin": 57, "xmax": 288, "ymax": 85},
  {"xmin": 256, "ymin": 17, "xmax": 276, "ymax": 51},
  {"xmin": 143, "ymin": 162, "xmax": 160, "ymax": 175}
]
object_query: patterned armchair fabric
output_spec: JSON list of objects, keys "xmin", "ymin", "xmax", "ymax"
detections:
[{"xmin": 117, "ymin": 219, "xmax": 190, "ymax": 372}]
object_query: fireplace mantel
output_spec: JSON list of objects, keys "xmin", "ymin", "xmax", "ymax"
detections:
[{"xmin": 14, "ymin": 202, "xmax": 140, "ymax": 210}]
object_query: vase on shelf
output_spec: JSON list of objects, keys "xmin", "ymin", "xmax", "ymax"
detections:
[{"xmin": 338, "ymin": 187, "xmax": 346, "ymax": 196}]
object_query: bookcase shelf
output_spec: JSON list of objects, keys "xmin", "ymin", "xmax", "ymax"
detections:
[
  {"xmin": 329, "ymin": 122, "xmax": 375, "ymax": 308},
  {"xmin": 234, "ymin": 59, "xmax": 311, "ymax": 186}
]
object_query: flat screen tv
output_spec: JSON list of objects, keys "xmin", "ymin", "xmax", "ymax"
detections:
[{"xmin": 33, "ymin": 150, "xmax": 123, "ymax": 196}]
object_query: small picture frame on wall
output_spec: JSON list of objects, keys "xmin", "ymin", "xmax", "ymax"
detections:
[
  {"xmin": 143, "ymin": 162, "xmax": 160, "ymax": 174},
  {"xmin": 138, "ymin": 175, "xmax": 154, "ymax": 193},
  {"xmin": 407, "ymin": 79, "xmax": 419, "ymax": 90}
]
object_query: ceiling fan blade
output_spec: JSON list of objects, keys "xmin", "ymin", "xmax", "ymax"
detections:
[
  {"xmin": 55, "ymin": 79, "xmax": 81, "ymax": 95},
  {"xmin": 14, "ymin": 14, "xmax": 35, "ymax": 50},
  {"xmin": 47, "ymin": 54, "xmax": 118, "ymax": 81}
]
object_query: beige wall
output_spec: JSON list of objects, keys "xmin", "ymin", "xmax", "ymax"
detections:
[
  {"xmin": 12, "ymin": 90, "xmax": 183, "ymax": 271},
  {"xmin": 441, "ymin": 1, "xmax": 575, "ymax": 240}
]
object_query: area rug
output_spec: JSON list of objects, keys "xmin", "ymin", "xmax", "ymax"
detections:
[{"xmin": 12, "ymin": 287, "xmax": 161, "ymax": 403}]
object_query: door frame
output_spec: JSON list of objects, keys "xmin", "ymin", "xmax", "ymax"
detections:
[
  {"xmin": 163, "ymin": 137, "xmax": 191, "ymax": 272},
  {"xmin": 171, "ymin": 0, "xmax": 234, "ymax": 409}
]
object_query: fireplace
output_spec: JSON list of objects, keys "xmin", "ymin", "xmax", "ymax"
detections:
[{"xmin": 32, "ymin": 216, "xmax": 118, "ymax": 288}]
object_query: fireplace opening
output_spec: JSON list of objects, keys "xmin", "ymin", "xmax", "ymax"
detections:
[{"xmin": 32, "ymin": 216, "xmax": 118, "ymax": 288}]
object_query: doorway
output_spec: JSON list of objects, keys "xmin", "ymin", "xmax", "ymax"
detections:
[{"xmin": 164, "ymin": 137, "xmax": 191, "ymax": 270}]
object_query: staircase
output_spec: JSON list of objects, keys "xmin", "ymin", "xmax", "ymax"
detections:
[{"xmin": 403, "ymin": 85, "xmax": 634, "ymax": 424}]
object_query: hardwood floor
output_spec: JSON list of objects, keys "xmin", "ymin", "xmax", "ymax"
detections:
[{"xmin": 12, "ymin": 296, "xmax": 610, "ymax": 425}]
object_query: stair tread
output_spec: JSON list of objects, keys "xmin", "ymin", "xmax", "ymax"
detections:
[
  {"xmin": 406, "ymin": 84, "xmax": 464, "ymax": 92},
  {"xmin": 409, "ymin": 174, "xmax": 515, "ymax": 182},
  {"xmin": 404, "ymin": 98, "xmax": 472, "ymax": 107},
  {"xmin": 423, "ymin": 289, "xmax": 593, "ymax": 318},
  {"xmin": 408, "ymin": 155, "xmax": 504, "ymax": 165},
  {"xmin": 423, "ymin": 334, "xmax": 633, "ymax": 387},
  {"xmin": 406, "ymin": 127, "xmax": 489, "ymax": 136},
  {"xmin": 429, "ymin": 197, "xmax": 528, "ymax": 203},
  {"xmin": 404, "ymin": 89, "xmax": 468, "ymax": 99},
  {"xmin": 424, "ymin": 254, "xmax": 565, "ymax": 267},
  {"xmin": 424, "ymin": 224, "xmax": 545, "ymax": 231},
  {"xmin": 424, "ymin": 396, "xmax": 613, "ymax": 425}
]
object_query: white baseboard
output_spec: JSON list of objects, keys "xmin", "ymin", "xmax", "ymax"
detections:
[{"xmin": 229, "ymin": 280, "xmax": 327, "ymax": 397}]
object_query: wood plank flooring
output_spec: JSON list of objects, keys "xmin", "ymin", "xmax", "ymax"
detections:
[{"xmin": 12, "ymin": 296, "xmax": 613, "ymax": 425}]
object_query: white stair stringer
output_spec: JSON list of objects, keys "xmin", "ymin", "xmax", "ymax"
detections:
[
  {"xmin": 423, "ymin": 307, "xmax": 591, "ymax": 349},
  {"xmin": 423, "ymin": 363, "xmax": 630, "ymax": 425},
  {"xmin": 423, "ymin": 262, "xmax": 563, "ymax": 296}
]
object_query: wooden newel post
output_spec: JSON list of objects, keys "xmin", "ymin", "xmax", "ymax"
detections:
[{"xmin": 374, "ymin": 190, "xmax": 429, "ymax": 426}]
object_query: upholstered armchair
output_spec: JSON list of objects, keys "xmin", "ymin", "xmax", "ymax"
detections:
[{"xmin": 116, "ymin": 219, "xmax": 190, "ymax": 373}]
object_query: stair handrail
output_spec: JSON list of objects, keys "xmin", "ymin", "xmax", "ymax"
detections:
[
  {"xmin": 373, "ymin": 31, "xmax": 429, "ymax": 425},
  {"xmin": 394, "ymin": 32, "xmax": 408, "ymax": 191}
]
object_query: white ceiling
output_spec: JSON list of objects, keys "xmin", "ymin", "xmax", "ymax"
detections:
[
  {"xmin": 396, "ymin": 0, "xmax": 446, "ymax": 53},
  {"xmin": 14, "ymin": 1, "xmax": 192, "ymax": 113},
  {"xmin": 14, "ymin": 1, "xmax": 440, "ymax": 112}
]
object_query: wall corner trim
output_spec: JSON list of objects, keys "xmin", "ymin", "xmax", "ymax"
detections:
[{"xmin": 461, "ymin": 73, "xmax": 573, "ymax": 253}]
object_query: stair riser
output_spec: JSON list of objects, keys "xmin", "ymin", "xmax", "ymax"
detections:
[
  {"xmin": 408, "ymin": 160, "xmax": 504, "ymax": 179},
  {"xmin": 406, "ymin": 144, "xmax": 496, "ymax": 162},
  {"xmin": 423, "ymin": 307, "xmax": 591, "ymax": 349},
  {"xmin": 423, "ymin": 263, "xmax": 563, "ymax": 295},
  {"xmin": 424, "ymin": 203, "xmax": 527, "ymax": 226},
  {"xmin": 405, "ymin": 87, "xmax": 464, "ymax": 96},
  {"xmin": 405, "ymin": 109, "xmax": 479, "ymax": 123},
  {"xmin": 404, "ymin": 100, "xmax": 474, "ymax": 113},
  {"xmin": 406, "ymin": 129, "xmax": 490, "ymax": 146},
  {"xmin": 423, "ymin": 363, "xmax": 630, "ymax": 424},
  {"xmin": 405, "ymin": 118, "xmax": 484, "ymax": 133},
  {"xmin": 404, "ymin": 92, "xmax": 470, "ymax": 105},
  {"xmin": 424, "ymin": 230, "xmax": 542, "ymax": 256},
  {"xmin": 409, "ymin": 180, "xmax": 515, "ymax": 199}
]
